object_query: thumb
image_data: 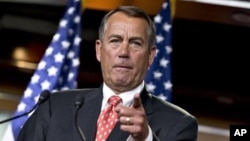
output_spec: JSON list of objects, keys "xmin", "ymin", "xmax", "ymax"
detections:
[{"xmin": 131, "ymin": 94, "xmax": 142, "ymax": 108}]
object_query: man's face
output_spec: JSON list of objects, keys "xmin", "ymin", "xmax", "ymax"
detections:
[{"xmin": 96, "ymin": 12, "xmax": 156, "ymax": 93}]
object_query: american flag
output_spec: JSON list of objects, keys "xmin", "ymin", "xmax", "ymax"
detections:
[
  {"xmin": 2, "ymin": 0, "xmax": 82, "ymax": 140},
  {"xmin": 145, "ymin": 0, "xmax": 173, "ymax": 101}
]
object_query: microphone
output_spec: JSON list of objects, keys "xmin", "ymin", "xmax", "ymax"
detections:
[
  {"xmin": 74, "ymin": 94, "xmax": 86, "ymax": 141},
  {"xmin": 0, "ymin": 90, "xmax": 51, "ymax": 124}
]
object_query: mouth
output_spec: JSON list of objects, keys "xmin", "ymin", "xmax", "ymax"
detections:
[{"xmin": 113, "ymin": 65, "xmax": 133, "ymax": 70}]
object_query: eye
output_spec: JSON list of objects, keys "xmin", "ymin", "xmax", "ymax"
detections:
[
  {"xmin": 131, "ymin": 41, "xmax": 141, "ymax": 46},
  {"xmin": 109, "ymin": 38, "xmax": 121, "ymax": 48},
  {"xmin": 110, "ymin": 39, "xmax": 120, "ymax": 43},
  {"xmin": 130, "ymin": 40, "xmax": 142, "ymax": 48}
]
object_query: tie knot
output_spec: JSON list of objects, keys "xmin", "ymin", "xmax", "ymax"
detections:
[{"xmin": 108, "ymin": 95, "xmax": 122, "ymax": 106}]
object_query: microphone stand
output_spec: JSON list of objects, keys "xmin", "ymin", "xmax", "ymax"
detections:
[
  {"xmin": 75, "ymin": 95, "xmax": 86, "ymax": 141},
  {"xmin": 0, "ymin": 105, "xmax": 38, "ymax": 124},
  {"xmin": 0, "ymin": 90, "xmax": 50, "ymax": 124}
]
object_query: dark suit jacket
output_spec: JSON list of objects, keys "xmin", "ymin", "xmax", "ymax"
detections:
[{"xmin": 17, "ymin": 86, "xmax": 198, "ymax": 141}]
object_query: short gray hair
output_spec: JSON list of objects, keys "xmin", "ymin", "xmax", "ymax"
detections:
[{"xmin": 98, "ymin": 5, "xmax": 156, "ymax": 48}]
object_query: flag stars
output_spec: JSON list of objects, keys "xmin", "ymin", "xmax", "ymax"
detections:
[
  {"xmin": 68, "ymin": 51, "xmax": 75, "ymax": 59},
  {"xmin": 52, "ymin": 89, "xmax": 58, "ymax": 93},
  {"xmin": 158, "ymin": 93, "xmax": 168, "ymax": 101},
  {"xmin": 24, "ymin": 88, "xmax": 33, "ymax": 98},
  {"xmin": 165, "ymin": 46, "xmax": 172, "ymax": 54},
  {"xmin": 74, "ymin": 15, "xmax": 81, "ymax": 23},
  {"xmin": 45, "ymin": 47, "xmax": 53, "ymax": 56},
  {"xmin": 154, "ymin": 14, "xmax": 162, "ymax": 23},
  {"xmin": 48, "ymin": 66, "xmax": 58, "ymax": 76},
  {"xmin": 164, "ymin": 81, "xmax": 172, "ymax": 90},
  {"xmin": 38, "ymin": 61, "xmax": 46, "ymax": 70},
  {"xmin": 54, "ymin": 52, "xmax": 64, "ymax": 62},
  {"xmin": 41, "ymin": 80, "xmax": 51, "ymax": 90},
  {"xmin": 145, "ymin": 0, "xmax": 172, "ymax": 102},
  {"xmin": 17, "ymin": 102, "xmax": 26, "ymax": 112},
  {"xmin": 61, "ymin": 86, "xmax": 69, "ymax": 90},
  {"xmin": 160, "ymin": 58, "xmax": 169, "ymax": 68},
  {"xmin": 68, "ymin": 72, "xmax": 74, "ymax": 81},
  {"xmin": 8, "ymin": 0, "xmax": 82, "ymax": 139},
  {"xmin": 31, "ymin": 74, "xmax": 40, "ymax": 84},
  {"xmin": 61, "ymin": 40, "xmax": 71, "ymax": 49},
  {"xmin": 74, "ymin": 36, "xmax": 82, "ymax": 46},
  {"xmin": 163, "ymin": 2, "xmax": 168, "ymax": 9},
  {"xmin": 146, "ymin": 83, "xmax": 156, "ymax": 92},
  {"xmin": 72, "ymin": 58, "xmax": 80, "ymax": 67},
  {"xmin": 155, "ymin": 49, "xmax": 160, "ymax": 57},
  {"xmin": 153, "ymin": 70, "xmax": 163, "ymax": 79},
  {"xmin": 67, "ymin": 7, "xmax": 75, "ymax": 15},
  {"xmin": 163, "ymin": 22, "xmax": 171, "ymax": 32},
  {"xmin": 52, "ymin": 33, "xmax": 60, "ymax": 42},
  {"xmin": 60, "ymin": 19, "xmax": 68, "ymax": 28},
  {"xmin": 156, "ymin": 35, "xmax": 164, "ymax": 43}
]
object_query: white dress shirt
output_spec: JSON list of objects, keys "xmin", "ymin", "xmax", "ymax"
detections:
[{"xmin": 101, "ymin": 81, "xmax": 153, "ymax": 141}]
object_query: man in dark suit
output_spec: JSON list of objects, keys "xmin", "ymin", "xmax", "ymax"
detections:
[{"xmin": 17, "ymin": 5, "xmax": 198, "ymax": 141}]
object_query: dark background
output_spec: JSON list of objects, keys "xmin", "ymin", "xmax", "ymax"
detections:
[{"xmin": 0, "ymin": 0, "xmax": 249, "ymax": 123}]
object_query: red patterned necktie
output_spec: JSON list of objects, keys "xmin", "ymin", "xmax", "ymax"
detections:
[{"xmin": 95, "ymin": 95, "xmax": 122, "ymax": 141}]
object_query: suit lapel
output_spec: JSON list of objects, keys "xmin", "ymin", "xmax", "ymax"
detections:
[
  {"xmin": 77, "ymin": 87, "xmax": 103, "ymax": 141},
  {"xmin": 107, "ymin": 87, "xmax": 154, "ymax": 140},
  {"xmin": 107, "ymin": 122, "xmax": 130, "ymax": 140},
  {"xmin": 141, "ymin": 87, "xmax": 153, "ymax": 116}
]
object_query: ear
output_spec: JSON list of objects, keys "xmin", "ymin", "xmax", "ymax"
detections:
[
  {"xmin": 95, "ymin": 40, "xmax": 102, "ymax": 62},
  {"xmin": 149, "ymin": 45, "xmax": 156, "ymax": 65}
]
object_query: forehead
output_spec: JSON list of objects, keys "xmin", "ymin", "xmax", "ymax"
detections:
[{"xmin": 105, "ymin": 12, "xmax": 149, "ymax": 35}]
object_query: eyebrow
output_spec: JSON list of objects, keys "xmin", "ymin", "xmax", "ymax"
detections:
[
  {"xmin": 108, "ymin": 34, "xmax": 144, "ymax": 43},
  {"xmin": 108, "ymin": 34, "xmax": 122, "ymax": 40}
]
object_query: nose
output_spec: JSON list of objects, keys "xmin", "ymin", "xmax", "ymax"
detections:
[{"xmin": 118, "ymin": 42, "xmax": 129, "ymax": 59}]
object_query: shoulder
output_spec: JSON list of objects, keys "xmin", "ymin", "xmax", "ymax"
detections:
[
  {"xmin": 149, "ymin": 94, "xmax": 197, "ymax": 121},
  {"xmin": 51, "ymin": 88, "xmax": 99, "ymax": 97},
  {"xmin": 52, "ymin": 88, "xmax": 93, "ymax": 95},
  {"xmin": 148, "ymin": 94, "xmax": 198, "ymax": 140},
  {"xmin": 48, "ymin": 88, "xmax": 101, "ymax": 105}
]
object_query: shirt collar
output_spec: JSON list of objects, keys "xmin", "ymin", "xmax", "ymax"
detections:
[{"xmin": 101, "ymin": 81, "xmax": 144, "ymax": 109}]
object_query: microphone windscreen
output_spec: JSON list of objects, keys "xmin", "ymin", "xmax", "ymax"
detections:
[{"xmin": 38, "ymin": 90, "xmax": 51, "ymax": 104}]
